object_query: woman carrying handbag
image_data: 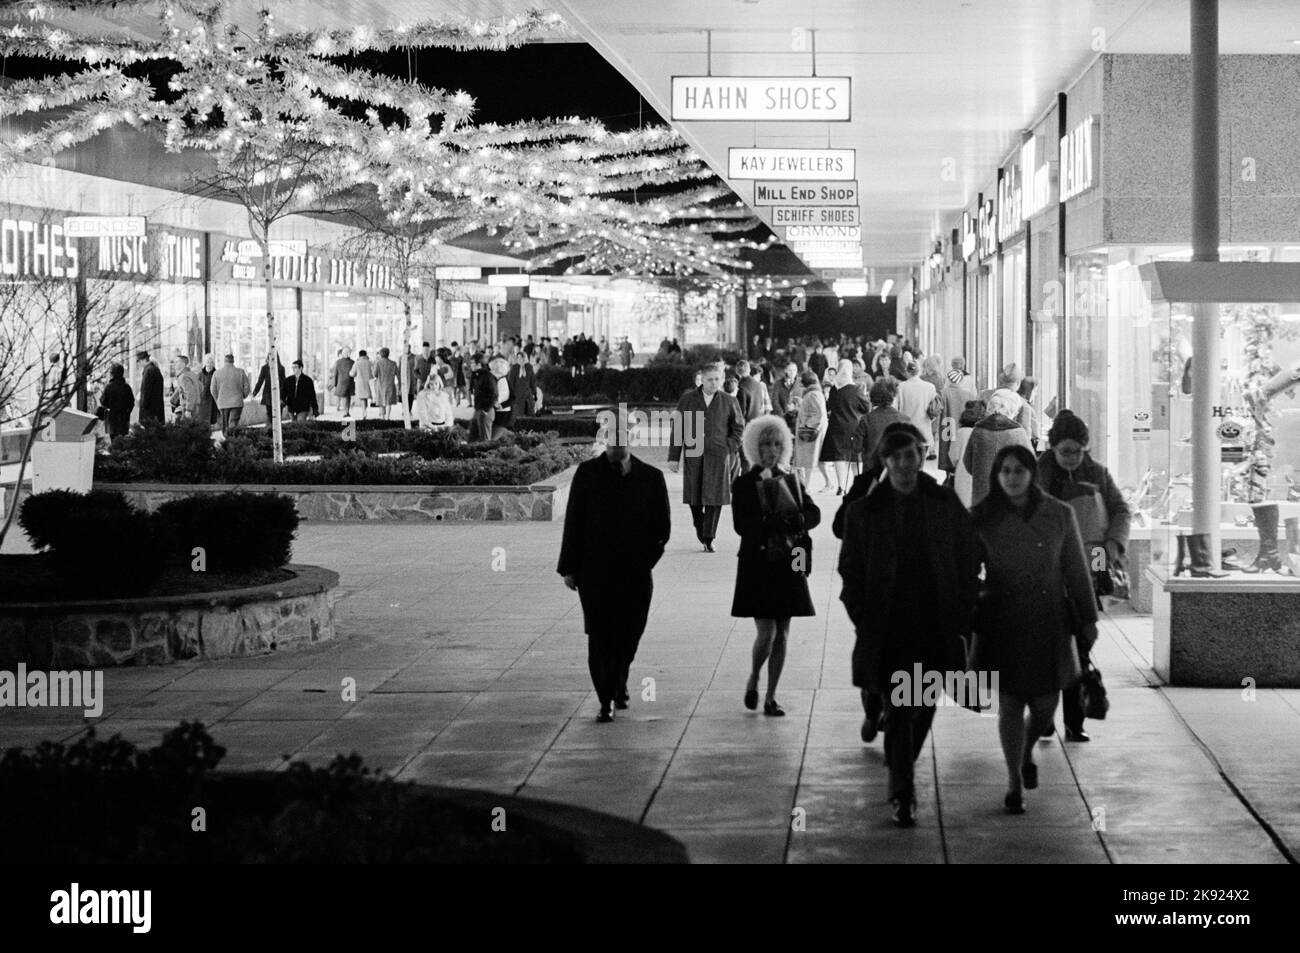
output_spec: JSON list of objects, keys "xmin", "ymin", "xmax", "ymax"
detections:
[
  {"xmin": 970, "ymin": 445, "xmax": 1099, "ymax": 815},
  {"xmin": 731, "ymin": 415, "xmax": 821, "ymax": 717}
]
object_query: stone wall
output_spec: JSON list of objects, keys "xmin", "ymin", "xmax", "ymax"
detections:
[
  {"xmin": 0, "ymin": 565, "xmax": 339, "ymax": 669},
  {"xmin": 96, "ymin": 465, "xmax": 577, "ymax": 522}
]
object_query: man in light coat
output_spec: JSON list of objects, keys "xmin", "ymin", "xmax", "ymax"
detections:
[
  {"xmin": 896, "ymin": 360, "xmax": 938, "ymax": 441},
  {"xmin": 667, "ymin": 362, "xmax": 745, "ymax": 553},
  {"xmin": 169, "ymin": 354, "xmax": 201, "ymax": 419},
  {"xmin": 210, "ymin": 353, "xmax": 251, "ymax": 435}
]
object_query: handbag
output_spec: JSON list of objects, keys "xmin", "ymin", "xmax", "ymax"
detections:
[{"xmin": 1080, "ymin": 663, "xmax": 1109, "ymax": 720}]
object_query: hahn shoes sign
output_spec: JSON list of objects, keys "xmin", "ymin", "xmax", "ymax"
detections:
[
  {"xmin": 728, "ymin": 148, "xmax": 855, "ymax": 181},
  {"xmin": 671, "ymin": 76, "xmax": 851, "ymax": 121},
  {"xmin": 773, "ymin": 206, "xmax": 860, "ymax": 227},
  {"xmin": 754, "ymin": 181, "xmax": 858, "ymax": 206}
]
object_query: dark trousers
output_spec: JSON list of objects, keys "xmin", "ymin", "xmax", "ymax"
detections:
[
  {"xmin": 587, "ymin": 629, "xmax": 643, "ymax": 708},
  {"xmin": 882, "ymin": 695, "xmax": 938, "ymax": 802},
  {"xmin": 689, "ymin": 504, "xmax": 722, "ymax": 543},
  {"xmin": 469, "ymin": 408, "xmax": 494, "ymax": 442},
  {"xmin": 219, "ymin": 406, "xmax": 242, "ymax": 435}
]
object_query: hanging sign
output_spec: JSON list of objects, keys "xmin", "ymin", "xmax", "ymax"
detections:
[
  {"xmin": 773, "ymin": 206, "xmax": 859, "ymax": 227},
  {"xmin": 997, "ymin": 165, "xmax": 1022, "ymax": 243},
  {"xmin": 672, "ymin": 76, "xmax": 851, "ymax": 121},
  {"xmin": 788, "ymin": 240, "xmax": 861, "ymax": 254},
  {"xmin": 784, "ymin": 225, "xmax": 861, "ymax": 241},
  {"xmin": 1020, "ymin": 137, "xmax": 1053, "ymax": 221},
  {"xmin": 729, "ymin": 148, "xmax": 855, "ymax": 181},
  {"xmin": 976, "ymin": 194, "xmax": 997, "ymax": 260},
  {"xmin": 64, "ymin": 216, "xmax": 146, "ymax": 238},
  {"xmin": 754, "ymin": 180, "xmax": 858, "ymax": 206},
  {"xmin": 1060, "ymin": 116, "xmax": 1100, "ymax": 201},
  {"xmin": 436, "ymin": 266, "xmax": 481, "ymax": 280}
]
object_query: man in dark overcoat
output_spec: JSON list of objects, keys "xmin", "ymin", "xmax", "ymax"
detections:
[
  {"xmin": 136, "ymin": 350, "xmax": 165, "ymax": 423},
  {"xmin": 506, "ymin": 352, "xmax": 537, "ymax": 421},
  {"xmin": 838, "ymin": 425, "xmax": 980, "ymax": 828},
  {"xmin": 558, "ymin": 419, "xmax": 671, "ymax": 723},
  {"xmin": 667, "ymin": 362, "xmax": 744, "ymax": 552}
]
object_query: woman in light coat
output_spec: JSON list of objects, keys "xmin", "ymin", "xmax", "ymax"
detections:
[
  {"xmin": 732, "ymin": 416, "xmax": 821, "ymax": 717},
  {"xmin": 970, "ymin": 445, "xmax": 1098, "ymax": 815},
  {"xmin": 372, "ymin": 347, "xmax": 400, "ymax": 419},
  {"xmin": 414, "ymin": 372, "xmax": 454, "ymax": 431},
  {"xmin": 793, "ymin": 370, "xmax": 828, "ymax": 490},
  {"xmin": 962, "ymin": 389, "xmax": 1033, "ymax": 507},
  {"xmin": 350, "ymin": 349, "xmax": 374, "ymax": 418}
]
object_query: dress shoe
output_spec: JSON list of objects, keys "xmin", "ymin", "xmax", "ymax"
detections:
[
  {"xmin": 703, "ymin": 541, "xmax": 717, "ymax": 553},
  {"xmin": 763, "ymin": 698, "xmax": 785, "ymax": 717},
  {"xmin": 890, "ymin": 797, "xmax": 917, "ymax": 827},
  {"xmin": 614, "ymin": 697, "xmax": 629, "ymax": 710},
  {"xmin": 1004, "ymin": 792, "xmax": 1025, "ymax": 815},
  {"xmin": 743, "ymin": 688, "xmax": 759, "ymax": 711},
  {"xmin": 596, "ymin": 707, "xmax": 613, "ymax": 723},
  {"xmin": 1021, "ymin": 762, "xmax": 1039, "ymax": 790},
  {"xmin": 1065, "ymin": 727, "xmax": 1091, "ymax": 742},
  {"xmin": 860, "ymin": 715, "xmax": 878, "ymax": 743},
  {"xmin": 1039, "ymin": 724, "xmax": 1055, "ymax": 739}
]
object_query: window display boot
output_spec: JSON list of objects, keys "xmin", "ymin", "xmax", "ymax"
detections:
[
  {"xmin": 1286, "ymin": 517, "xmax": 1300, "ymax": 577},
  {"xmin": 1243, "ymin": 503, "xmax": 1283, "ymax": 574},
  {"xmin": 1173, "ymin": 534, "xmax": 1188, "ymax": 576},
  {"xmin": 1187, "ymin": 534, "xmax": 1228, "ymax": 578}
]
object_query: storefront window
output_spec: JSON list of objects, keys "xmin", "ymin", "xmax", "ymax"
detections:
[
  {"xmin": 1000, "ymin": 244, "xmax": 1025, "ymax": 387},
  {"xmin": 209, "ymin": 283, "xmax": 300, "ymax": 376},
  {"xmin": 1066, "ymin": 253, "xmax": 1108, "ymax": 466}
]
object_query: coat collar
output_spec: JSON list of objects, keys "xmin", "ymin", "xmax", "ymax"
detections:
[{"xmin": 861, "ymin": 470, "xmax": 947, "ymax": 511}]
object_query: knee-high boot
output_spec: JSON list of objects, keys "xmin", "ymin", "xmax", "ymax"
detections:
[
  {"xmin": 1244, "ymin": 503, "xmax": 1283, "ymax": 573},
  {"xmin": 1174, "ymin": 533, "xmax": 1187, "ymax": 576},
  {"xmin": 1187, "ymin": 534, "xmax": 1228, "ymax": 578},
  {"xmin": 1285, "ymin": 516, "xmax": 1300, "ymax": 576}
]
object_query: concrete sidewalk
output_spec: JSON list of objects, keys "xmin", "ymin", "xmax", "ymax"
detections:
[{"xmin": 2, "ymin": 459, "xmax": 1297, "ymax": 863}]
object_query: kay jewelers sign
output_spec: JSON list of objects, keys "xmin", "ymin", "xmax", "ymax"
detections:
[
  {"xmin": 729, "ymin": 148, "xmax": 855, "ymax": 180},
  {"xmin": 671, "ymin": 76, "xmax": 851, "ymax": 121},
  {"xmin": 773, "ymin": 206, "xmax": 859, "ymax": 227}
]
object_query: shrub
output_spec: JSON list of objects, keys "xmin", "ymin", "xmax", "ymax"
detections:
[
  {"xmin": 108, "ymin": 418, "xmax": 215, "ymax": 482},
  {"xmin": 514, "ymin": 416, "xmax": 601, "ymax": 438},
  {"xmin": 156, "ymin": 492, "xmax": 298, "ymax": 570},
  {"xmin": 18, "ymin": 489, "xmax": 165, "ymax": 596}
]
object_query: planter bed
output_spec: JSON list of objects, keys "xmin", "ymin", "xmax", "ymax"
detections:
[
  {"xmin": 0, "ymin": 564, "xmax": 339, "ymax": 669},
  {"xmin": 96, "ymin": 462, "xmax": 581, "ymax": 522}
]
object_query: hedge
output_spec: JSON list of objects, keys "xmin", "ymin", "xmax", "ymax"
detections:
[
  {"xmin": 513, "ymin": 416, "xmax": 601, "ymax": 438},
  {"xmin": 537, "ymin": 365, "xmax": 697, "ymax": 404}
]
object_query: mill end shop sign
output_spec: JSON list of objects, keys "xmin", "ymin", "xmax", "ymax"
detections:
[
  {"xmin": 754, "ymin": 181, "xmax": 858, "ymax": 206},
  {"xmin": 672, "ymin": 76, "xmax": 850, "ymax": 122},
  {"xmin": 729, "ymin": 148, "xmax": 855, "ymax": 181}
]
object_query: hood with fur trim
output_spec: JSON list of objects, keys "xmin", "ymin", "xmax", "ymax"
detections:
[{"xmin": 742, "ymin": 414, "xmax": 793, "ymax": 468}]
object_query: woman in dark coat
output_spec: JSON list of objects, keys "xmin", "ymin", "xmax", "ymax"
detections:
[
  {"xmin": 1036, "ymin": 409, "xmax": 1130, "ymax": 742},
  {"xmin": 331, "ymin": 347, "xmax": 355, "ymax": 416},
  {"xmin": 732, "ymin": 415, "xmax": 821, "ymax": 717},
  {"xmin": 196, "ymin": 353, "xmax": 218, "ymax": 426},
  {"xmin": 819, "ymin": 360, "xmax": 871, "ymax": 494},
  {"xmin": 970, "ymin": 445, "xmax": 1099, "ymax": 815},
  {"xmin": 97, "ymin": 363, "xmax": 135, "ymax": 438}
]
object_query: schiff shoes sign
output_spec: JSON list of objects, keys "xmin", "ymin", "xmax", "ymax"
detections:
[{"xmin": 0, "ymin": 664, "xmax": 104, "ymax": 718}]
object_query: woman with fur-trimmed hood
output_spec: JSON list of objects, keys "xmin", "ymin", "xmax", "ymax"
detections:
[{"xmin": 731, "ymin": 415, "xmax": 822, "ymax": 717}]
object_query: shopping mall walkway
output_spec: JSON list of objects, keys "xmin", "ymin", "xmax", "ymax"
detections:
[{"xmin": 2, "ymin": 455, "xmax": 1298, "ymax": 864}]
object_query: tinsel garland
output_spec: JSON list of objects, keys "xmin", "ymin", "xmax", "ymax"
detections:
[{"xmin": 1236, "ymin": 305, "xmax": 1281, "ymax": 504}]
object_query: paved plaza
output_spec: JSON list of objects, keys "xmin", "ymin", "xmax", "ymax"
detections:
[{"xmin": 3, "ymin": 460, "xmax": 1299, "ymax": 864}]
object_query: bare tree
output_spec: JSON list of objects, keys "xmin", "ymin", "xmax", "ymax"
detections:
[{"xmin": 0, "ymin": 272, "xmax": 157, "ymax": 549}]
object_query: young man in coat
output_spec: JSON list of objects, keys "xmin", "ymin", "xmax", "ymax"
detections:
[
  {"xmin": 252, "ymin": 353, "xmax": 288, "ymax": 419},
  {"xmin": 838, "ymin": 424, "xmax": 981, "ymax": 827},
  {"xmin": 169, "ymin": 354, "xmax": 201, "ymax": 420},
  {"xmin": 468, "ymin": 352, "xmax": 498, "ymax": 441},
  {"xmin": 136, "ymin": 350, "xmax": 165, "ymax": 423},
  {"xmin": 505, "ymin": 351, "xmax": 538, "ymax": 422},
  {"xmin": 558, "ymin": 412, "xmax": 671, "ymax": 722},
  {"xmin": 210, "ymin": 353, "xmax": 251, "ymax": 435},
  {"xmin": 667, "ymin": 362, "xmax": 745, "ymax": 552},
  {"xmin": 285, "ymin": 360, "xmax": 320, "ymax": 420}
]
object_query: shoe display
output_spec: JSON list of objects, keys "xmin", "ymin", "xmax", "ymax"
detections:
[
  {"xmin": 763, "ymin": 698, "xmax": 785, "ymax": 717},
  {"xmin": 1065, "ymin": 727, "xmax": 1091, "ymax": 742},
  {"xmin": 1243, "ymin": 503, "xmax": 1284, "ymax": 573},
  {"xmin": 1004, "ymin": 792, "xmax": 1025, "ymax": 814},
  {"xmin": 890, "ymin": 797, "xmax": 917, "ymax": 827},
  {"xmin": 1021, "ymin": 762, "xmax": 1039, "ymax": 790},
  {"xmin": 1173, "ymin": 534, "xmax": 1187, "ymax": 576},
  {"xmin": 1186, "ymin": 533, "xmax": 1228, "ymax": 578},
  {"xmin": 1284, "ymin": 516, "xmax": 1300, "ymax": 576}
]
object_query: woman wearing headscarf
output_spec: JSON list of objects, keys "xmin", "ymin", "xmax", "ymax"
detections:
[
  {"xmin": 819, "ymin": 359, "xmax": 871, "ymax": 495},
  {"xmin": 732, "ymin": 415, "xmax": 821, "ymax": 717},
  {"xmin": 793, "ymin": 370, "xmax": 829, "ymax": 491},
  {"xmin": 962, "ymin": 389, "xmax": 1033, "ymax": 506},
  {"xmin": 1037, "ymin": 409, "xmax": 1131, "ymax": 743},
  {"xmin": 970, "ymin": 445, "xmax": 1098, "ymax": 814}
]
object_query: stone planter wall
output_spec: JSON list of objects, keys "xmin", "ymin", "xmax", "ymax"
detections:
[
  {"xmin": 97, "ymin": 464, "xmax": 579, "ymax": 522},
  {"xmin": 0, "ymin": 565, "xmax": 339, "ymax": 669}
]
